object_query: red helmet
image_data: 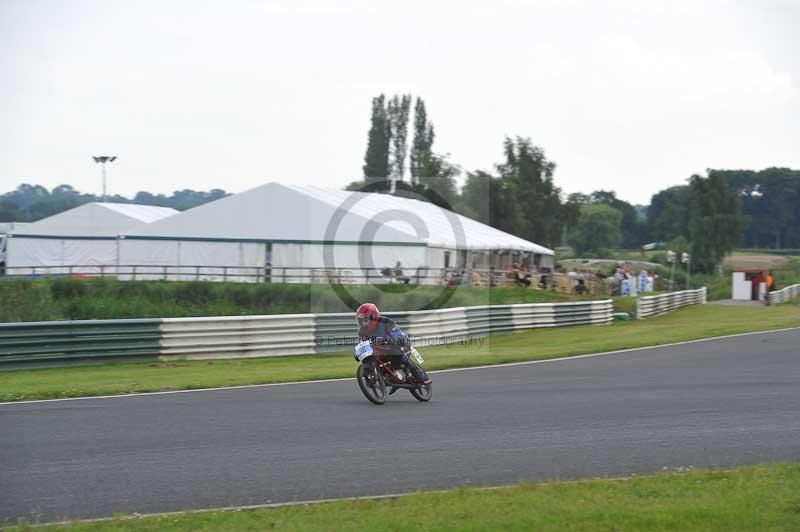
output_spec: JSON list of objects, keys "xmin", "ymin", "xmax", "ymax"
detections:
[{"xmin": 356, "ymin": 303, "xmax": 380, "ymax": 330}]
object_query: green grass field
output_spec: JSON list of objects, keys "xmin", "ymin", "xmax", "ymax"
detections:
[
  {"xmin": 10, "ymin": 463, "xmax": 800, "ymax": 531},
  {"xmin": 2, "ymin": 302, "xmax": 798, "ymax": 402}
]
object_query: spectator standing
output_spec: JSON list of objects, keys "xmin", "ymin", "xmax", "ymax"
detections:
[
  {"xmin": 393, "ymin": 261, "xmax": 410, "ymax": 284},
  {"xmin": 512, "ymin": 263, "xmax": 531, "ymax": 287},
  {"xmin": 574, "ymin": 279, "xmax": 588, "ymax": 295}
]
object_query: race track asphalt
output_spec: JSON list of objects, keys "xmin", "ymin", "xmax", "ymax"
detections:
[{"xmin": 2, "ymin": 329, "xmax": 799, "ymax": 523}]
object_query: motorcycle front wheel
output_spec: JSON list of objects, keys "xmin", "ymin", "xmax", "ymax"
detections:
[
  {"xmin": 356, "ymin": 362, "xmax": 387, "ymax": 405},
  {"xmin": 410, "ymin": 382, "xmax": 432, "ymax": 401},
  {"xmin": 408, "ymin": 362, "xmax": 432, "ymax": 402}
]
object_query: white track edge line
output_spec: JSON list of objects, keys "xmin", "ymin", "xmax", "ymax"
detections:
[
  {"xmin": 22, "ymin": 476, "xmax": 644, "ymax": 529},
  {"xmin": 2, "ymin": 326, "xmax": 798, "ymax": 407}
]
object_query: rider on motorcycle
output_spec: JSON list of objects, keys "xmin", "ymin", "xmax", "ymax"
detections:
[{"xmin": 356, "ymin": 303, "xmax": 431, "ymax": 385}]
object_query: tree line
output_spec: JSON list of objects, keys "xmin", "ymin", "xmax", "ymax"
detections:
[
  {"xmin": 0, "ymin": 184, "xmax": 228, "ymax": 222},
  {"xmin": 351, "ymin": 93, "xmax": 798, "ymax": 272}
]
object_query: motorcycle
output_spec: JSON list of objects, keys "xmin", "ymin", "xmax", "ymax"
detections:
[{"xmin": 354, "ymin": 340, "xmax": 432, "ymax": 405}]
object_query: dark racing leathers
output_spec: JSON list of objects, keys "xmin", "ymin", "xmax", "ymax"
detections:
[{"xmin": 358, "ymin": 316, "xmax": 429, "ymax": 384}]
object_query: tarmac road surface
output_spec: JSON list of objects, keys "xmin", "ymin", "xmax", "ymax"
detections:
[{"xmin": 2, "ymin": 328, "xmax": 799, "ymax": 523}]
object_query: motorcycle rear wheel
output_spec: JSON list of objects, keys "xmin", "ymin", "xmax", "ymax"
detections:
[{"xmin": 357, "ymin": 363, "xmax": 387, "ymax": 405}]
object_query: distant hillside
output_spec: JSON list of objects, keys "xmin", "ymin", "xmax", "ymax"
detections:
[{"xmin": 0, "ymin": 184, "xmax": 229, "ymax": 223}]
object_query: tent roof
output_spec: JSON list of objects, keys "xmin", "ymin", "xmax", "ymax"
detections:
[
  {"xmin": 285, "ymin": 184, "xmax": 554, "ymax": 254},
  {"xmin": 98, "ymin": 203, "xmax": 179, "ymax": 224},
  {"xmin": 124, "ymin": 183, "xmax": 553, "ymax": 254},
  {"xmin": 11, "ymin": 203, "xmax": 178, "ymax": 237},
  {"xmin": 123, "ymin": 183, "xmax": 425, "ymax": 245}
]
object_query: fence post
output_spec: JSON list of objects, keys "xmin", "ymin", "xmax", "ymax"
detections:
[
  {"xmin": 223, "ymin": 266, "xmax": 228, "ymax": 283},
  {"xmin": 132, "ymin": 265, "xmax": 137, "ymax": 281}
]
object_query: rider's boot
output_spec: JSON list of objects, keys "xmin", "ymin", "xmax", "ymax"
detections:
[{"xmin": 415, "ymin": 366, "xmax": 432, "ymax": 385}]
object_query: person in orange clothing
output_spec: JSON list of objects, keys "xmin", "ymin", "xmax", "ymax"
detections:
[{"xmin": 751, "ymin": 271, "xmax": 763, "ymax": 300}]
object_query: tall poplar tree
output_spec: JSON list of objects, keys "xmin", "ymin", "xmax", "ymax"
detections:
[
  {"xmin": 362, "ymin": 94, "xmax": 391, "ymax": 179},
  {"xmin": 410, "ymin": 97, "xmax": 434, "ymax": 183},
  {"xmin": 387, "ymin": 94, "xmax": 411, "ymax": 180}
]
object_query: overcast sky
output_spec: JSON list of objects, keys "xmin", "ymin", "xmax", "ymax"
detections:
[{"xmin": 1, "ymin": 0, "xmax": 797, "ymax": 205}]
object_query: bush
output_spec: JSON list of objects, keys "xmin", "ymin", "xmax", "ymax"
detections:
[
  {"xmin": 174, "ymin": 282, "xmax": 213, "ymax": 306},
  {"xmin": 0, "ymin": 280, "xmax": 58, "ymax": 322},
  {"xmin": 648, "ymin": 252, "xmax": 668, "ymax": 265},
  {"xmin": 50, "ymin": 278, "xmax": 88, "ymax": 299}
]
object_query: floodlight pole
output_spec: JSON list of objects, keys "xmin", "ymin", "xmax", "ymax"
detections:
[
  {"xmin": 93, "ymin": 156, "xmax": 117, "ymax": 202},
  {"xmin": 685, "ymin": 256, "xmax": 691, "ymax": 290}
]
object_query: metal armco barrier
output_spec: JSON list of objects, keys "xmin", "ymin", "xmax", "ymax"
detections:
[
  {"xmin": 768, "ymin": 284, "xmax": 800, "ymax": 305},
  {"xmin": 636, "ymin": 288, "xmax": 707, "ymax": 319},
  {"xmin": 159, "ymin": 314, "xmax": 317, "ymax": 359},
  {"xmin": 0, "ymin": 319, "xmax": 162, "ymax": 363},
  {"xmin": 0, "ymin": 300, "xmax": 613, "ymax": 364}
]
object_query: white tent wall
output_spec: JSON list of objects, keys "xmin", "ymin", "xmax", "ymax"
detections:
[
  {"xmin": 1, "ymin": 184, "xmax": 553, "ymax": 284},
  {"xmin": 5, "ymin": 237, "xmax": 118, "ymax": 274},
  {"xmin": 178, "ymin": 241, "xmax": 265, "ymax": 282},
  {"xmin": 107, "ymin": 183, "xmax": 553, "ymax": 285},
  {"xmin": 63, "ymin": 240, "xmax": 117, "ymax": 272},
  {"xmin": 426, "ymin": 247, "xmax": 446, "ymax": 281},
  {"xmin": 271, "ymin": 243, "xmax": 426, "ymax": 284},
  {"xmin": 539, "ymin": 254, "xmax": 555, "ymax": 269},
  {"xmin": 117, "ymin": 239, "xmax": 178, "ymax": 280},
  {"xmin": 118, "ymin": 239, "xmax": 266, "ymax": 282},
  {"xmin": 6, "ymin": 238, "xmax": 63, "ymax": 272},
  {"xmin": 423, "ymin": 247, "xmax": 473, "ymax": 285},
  {"xmin": 4, "ymin": 203, "xmax": 177, "ymax": 275}
]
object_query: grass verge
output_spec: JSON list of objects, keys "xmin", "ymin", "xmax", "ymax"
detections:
[
  {"xmin": 1, "ymin": 303, "xmax": 798, "ymax": 403},
  {"xmin": 10, "ymin": 463, "xmax": 800, "ymax": 531},
  {"xmin": 0, "ymin": 278, "xmax": 595, "ymax": 322}
]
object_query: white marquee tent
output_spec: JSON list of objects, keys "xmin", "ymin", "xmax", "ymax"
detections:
[
  {"xmin": 118, "ymin": 183, "xmax": 554, "ymax": 283},
  {"xmin": 5, "ymin": 203, "xmax": 177, "ymax": 272}
]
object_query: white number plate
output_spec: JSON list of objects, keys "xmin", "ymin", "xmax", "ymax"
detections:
[
  {"xmin": 355, "ymin": 340, "xmax": 374, "ymax": 362},
  {"xmin": 410, "ymin": 347, "xmax": 424, "ymax": 364}
]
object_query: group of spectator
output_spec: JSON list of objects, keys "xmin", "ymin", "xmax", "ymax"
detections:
[
  {"xmin": 388, "ymin": 260, "xmax": 659, "ymax": 297},
  {"xmin": 486, "ymin": 263, "xmax": 563, "ymax": 291},
  {"xmin": 491, "ymin": 262, "xmax": 654, "ymax": 296}
]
